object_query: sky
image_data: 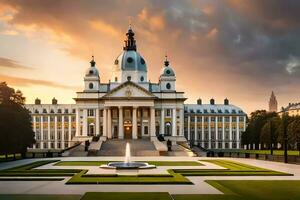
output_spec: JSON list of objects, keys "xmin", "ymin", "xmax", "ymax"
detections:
[{"xmin": 0, "ymin": 0, "xmax": 299, "ymax": 114}]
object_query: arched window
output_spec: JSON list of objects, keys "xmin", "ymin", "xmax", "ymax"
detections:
[
  {"xmin": 140, "ymin": 76, "xmax": 144, "ymax": 82},
  {"xmin": 89, "ymin": 83, "xmax": 93, "ymax": 89},
  {"xmin": 115, "ymin": 77, "xmax": 118, "ymax": 82},
  {"xmin": 166, "ymin": 83, "xmax": 171, "ymax": 90}
]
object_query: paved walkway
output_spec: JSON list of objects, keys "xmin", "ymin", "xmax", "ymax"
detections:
[{"xmin": 0, "ymin": 157, "xmax": 300, "ymax": 195}]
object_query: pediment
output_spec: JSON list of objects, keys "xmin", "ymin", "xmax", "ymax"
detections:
[{"xmin": 102, "ymin": 81, "xmax": 156, "ymax": 99}]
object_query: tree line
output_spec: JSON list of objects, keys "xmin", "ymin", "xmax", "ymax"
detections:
[
  {"xmin": 242, "ymin": 110, "xmax": 300, "ymax": 152},
  {"xmin": 0, "ymin": 82, "xmax": 35, "ymax": 159}
]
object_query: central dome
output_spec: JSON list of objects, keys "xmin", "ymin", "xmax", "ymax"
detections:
[
  {"xmin": 114, "ymin": 51, "xmax": 147, "ymax": 72},
  {"xmin": 111, "ymin": 26, "xmax": 148, "ymax": 83}
]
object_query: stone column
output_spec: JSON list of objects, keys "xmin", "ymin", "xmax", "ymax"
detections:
[
  {"xmin": 107, "ymin": 107, "xmax": 112, "ymax": 139},
  {"xmin": 103, "ymin": 108, "xmax": 107, "ymax": 137},
  {"xmin": 132, "ymin": 107, "xmax": 137, "ymax": 139},
  {"xmin": 48, "ymin": 116, "xmax": 51, "ymax": 148},
  {"xmin": 150, "ymin": 107, "xmax": 155, "ymax": 137},
  {"xmin": 96, "ymin": 109, "xmax": 100, "ymax": 136},
  {"xmin": 75, "ymin": 108, "xmax": 80, "ymax": 136},
  {"xmin": 172, "ymin": 108, "xmax": 177, "ymax": 136},
  {"xmin": 160, "ymin": 108, "xmax": 165, "ymax": 135},
  {"xmin": 68, "ymin": 115, "xmax": 72, "ymax": 147},
  {"xmin": 118, "ymin": 106, "xmax": 124, "ymax": 139},
  {"xmin": 187, "ymin": 115, "xmax": 190, "ymax": 140},
  {"xmin": 179, "ymin": 108, "xmax": 184, "ymax": 136},
  {"xmin": 33, "ymin": 116, "xmax": 36, "ymax": 149},
  {"xmin": 194, "ymin": 115, "xmax": 197, "ymax": 145},
  {"xmin": 229, "ymin": 116, "xmax": 232, "ymax": 149},
  {"xmin": 201, "ymin": 116, "xmax": 204, "ymax": 147},
  {"xmin": 222, "ymin": 116, "xmax": 225, "ymax": 149},
  {"xmin": 61, "ymin": 115, "xmax": 65, "ymax": 149},
  {"xmin": 41, "ymin": 116, "xmax": 44, "ymax": 149},
  {"xmin": 208, "ymin": 116, "xmax": 211, "ymax": 149},
  {"xmin": 83, "ymin": 109, "xmax": 88, "ymax": 136},
  {"xmin": 215, "ymin": 116, "xmax": 218, "ymax": 149},
  {"xmin": 54, "ymin": 116, "xmax": 57, "ymax": 149},
  {"xmin": 237, "ymin": 116, "xmax": 240, "ymax": 149}
]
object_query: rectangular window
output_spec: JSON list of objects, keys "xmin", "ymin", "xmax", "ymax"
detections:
[
  {"xmin": 166, "ymin": 109, "xmax": 171, "ymax": 117},
  {"xmin": 88, "ymin": 109, "xmax": 94, "ymax": 117}
]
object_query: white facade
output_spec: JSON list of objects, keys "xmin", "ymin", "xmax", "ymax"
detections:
[{"xmin": 25, "ymin": 27, "xmax": 246, "ymax": 150}]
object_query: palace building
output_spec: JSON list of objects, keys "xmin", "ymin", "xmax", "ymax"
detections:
[{"xmin": 25, "ymin": 27, "xmax": 246, "ymax": 151}]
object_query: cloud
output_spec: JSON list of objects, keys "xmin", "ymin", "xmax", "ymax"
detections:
[
  {"xmin": 0, "ymin": 74, "xmax": 79, "ymax": 90},
  {"xmin": 0, "ymin": 57, "xmax": 32, "ymax": 69},
  {"xmin": 0, "ymin": 0, "xmax": 299, "ymax": 112}
]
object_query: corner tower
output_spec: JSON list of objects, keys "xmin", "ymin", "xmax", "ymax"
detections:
[
  {"xmin": 112, "ymin": 26, "xmax": 147, "ymax": 83},
  {"xmin": 84, "ymin": 56, "xmax": 100, "ymax": 91}
]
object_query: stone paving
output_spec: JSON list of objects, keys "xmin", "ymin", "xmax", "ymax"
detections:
[{"xmin": 0, "ymin": 157, "xmax": 299, "ymax": 195}]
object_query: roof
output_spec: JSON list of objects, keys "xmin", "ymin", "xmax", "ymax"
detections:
[{"xmin": 184, "ymin": 104, "xmax": 245, "ymax": 115}]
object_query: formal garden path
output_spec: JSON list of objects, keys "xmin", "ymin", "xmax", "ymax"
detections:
[{"xmin": 0, "ymin": 157, "xmax": 300, "ymax": 199}]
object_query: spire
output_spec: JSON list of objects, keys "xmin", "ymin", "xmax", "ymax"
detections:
[
  {"xmin": 164, "ymin": 54, "xmax": 169, "ymax": 66},
  {"xmin": 123, "ymin": 25, "xmax": 137, "ymax": 51},
  {"xmin": 269, "ymin": 91, "xmax": 278, "ymax": 112},
  {"xmin": 90, "ymin": 55, "xmax": 96, "ymax": 67}
]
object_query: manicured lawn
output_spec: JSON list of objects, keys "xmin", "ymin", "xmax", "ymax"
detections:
[
  {"xmin": 54, "ymin": 161, "xmax": 203, "ymax": 166},
  {"xmin": 0, "ymin": 160, "xmax": 82, "ymax": 180},
  {"xmin": 174, "ymin": 180, "xmax": 300, "ymax": 200},
  {"xmin": 0, "ymin": 194, "xmax": 82, "ymax": 200},
  {"xmin": 81, "ymin": 192, "xmax": 172, "ymax": 200},
  {"xmin": 174, "ymin": 160, "xmax": 291, "ymax": 176},
  {"xmin": 66, "ymin": 169, "xmax": 192, "ymax": 184}
]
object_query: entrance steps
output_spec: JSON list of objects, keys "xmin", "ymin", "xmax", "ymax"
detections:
[{"xmin": 97, "ymin": 139, "xmax": 159, "ymax": 156}]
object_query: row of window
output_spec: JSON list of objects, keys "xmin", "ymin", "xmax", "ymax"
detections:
[
  {"xmin": 186, "ymin": 116, "xmax": 245, "ymax": 122},
  {"xmin": 35, "ymin": 116, "xmax": 76, "ymax": 122},
  {"xmin": 86, "ymin": 108, "xmax": 178, "ymax": 118},
  {"xmin": 185, "ymin": 108, "xmax": 244, "ymax": 114},
  {"xmin": 32, "ymin": 108, "xmax": 76, "ymax": 114}
]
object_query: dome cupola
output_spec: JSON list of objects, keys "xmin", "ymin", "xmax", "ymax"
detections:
[
  {"xmin": 84, "ymin": 56, "xmax": 100, "ymax": 91},
  {"xmin": 159, "ymin": 55, "xmax": 176, "ymax": 91},
  {"xmin": 160, "ymin": 55, "xmax": 175, "ymax": 77},
  {"xmin": 85, "ymin": 56, "xmax": 99, "ymax": 77},
  {"xmin": 112, "ymin": 26, "xmax": 148, "ymax": 83}
]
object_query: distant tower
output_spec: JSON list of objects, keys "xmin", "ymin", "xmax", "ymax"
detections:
[{"xmin": 269, "ymin": 91, "xmax": 278, "ymax": 112}]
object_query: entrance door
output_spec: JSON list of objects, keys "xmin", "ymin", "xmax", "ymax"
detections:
[
  {"xmin": 113, "ymin": 126, "xmax": 118, "ymax": 139},
  {"xmin": 124, "ymin": 125, "xmax": 132, "ymax": 139},
  {"xmin": 137, "ymin": 125, "xmax": 142, "ymax": 139}
]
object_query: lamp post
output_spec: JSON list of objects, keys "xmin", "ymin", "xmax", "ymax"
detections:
[
  {"xmin": 270, "ymin": 119, "xmax": 273, "ymax": 155},
  {"xmin": 283, "ymin": 113, "xmax": 288, "ymax": 163}
]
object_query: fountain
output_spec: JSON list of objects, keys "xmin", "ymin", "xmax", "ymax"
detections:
[{"xmin": 100, "ymin": 142, "xmax": 155, "ymax": 169}]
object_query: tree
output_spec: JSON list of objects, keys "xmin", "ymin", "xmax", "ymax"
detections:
[
  {"xmin": 287, "ymin": 117, "xmax": 300, "ymax": 152},
  {"xmin": 242, "ymin": 110, "xmax": 277, "ymax": 149},
  {"xmin": 0, "ymin": 82, "xmax": 35, "ymax": 159},
  {"xmin": 260, "ymin": 116, "xmax": 280, "ymax": 152}
]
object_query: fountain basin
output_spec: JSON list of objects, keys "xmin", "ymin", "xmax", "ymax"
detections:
[{"xmin": 100, "ymin": 162, "xmax": 156, "ymax": 169}]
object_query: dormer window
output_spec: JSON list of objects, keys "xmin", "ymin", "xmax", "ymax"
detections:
[
  {"xmin": 89, "ymin": 83, "xmax": 93, "ymax": 89},
  {"xmin": 140, "ymin": 76, "xmax": 144, "ymax": 82},
  {"xmin": 89, "ymin": 70, "xmax": 93, "ymax": 75}
]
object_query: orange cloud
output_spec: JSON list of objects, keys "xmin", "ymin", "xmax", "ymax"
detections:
[
  {"xmin": 89, "ymin": 20, "xmax": 121, "ymax": 38},
  {"xmin": 0, "ymin": 74, "xmax": 79, "ymax": 90}
]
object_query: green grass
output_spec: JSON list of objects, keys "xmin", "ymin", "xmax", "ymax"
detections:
[
  {"xmin": 174, "ymin": 180, "xmax": 300, "ymax": 200},
  {"xmin": 212, "ymin": 149, "xmax": 300, "ymax": 156},
  {"xmin": 0, "ymin": 194, "xmax": 81, "ymax": 200},
  {"xmin": 241, "ymin": 150, "xmax": 299, "ymax": 156},
  {"xmin": 54, "ymin": 161, "xmax": 203, "ymax": 166},
  {"xmin": 81, "ymin": 192, "xmax": 172, "ymax": 200},
  {"xmin": 173, "ymin": 160, "xmax": 292, "ymax": 176},
  {"xmin": 0, "ymin": 160, "xmax": 82, "ymax": 180},
  {"xmin": 66, "ymin": 169, "xmax": 192, "ymax": 185}
]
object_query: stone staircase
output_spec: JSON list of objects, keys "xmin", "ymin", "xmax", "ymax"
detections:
[{"xmin": 97, "ymin": 139, "xmax": 159, "ymax": 156}]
